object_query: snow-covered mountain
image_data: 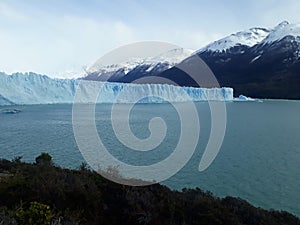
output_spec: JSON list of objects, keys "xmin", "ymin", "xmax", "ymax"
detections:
[
  {"xmin": 262, "ymin": 21, "xmax": 300, "ymax": 43},
  {"xmin": 143, "ymin": 48, "xmax": 194, "ymax": 67},
  {"xmin": 81, "ymin": 21, "xmax": 300, "ymax": 99},
  {"xmin": 158, "ymin": 21, "xmax": 300, "ymax": 99},
  {"xmin": 0, "ymin": 72, "xmax": 233, "ymax": 105},
  {"xmin": 199, "ymin": 28, "xmax": 270, "ymax": 53},
  {"xmin": 83, "ymin": 48, "xmax": 194, "ymax": 82},
  {"xmin": 200, "ymin": 21, "xmax": 300, "ymax": 53},
  {"xmin": 88, "ymin": 57, "xmax": 145, "ymax": 75}
]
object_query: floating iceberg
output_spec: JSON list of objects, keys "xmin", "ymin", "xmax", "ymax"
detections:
[
  {"xmin": 0, "ymin": 72, "xmax": 234, "ymax": 105},
  {"xmin": 0, "ymin": 109, "xmax": 21, "ymax": 114},
  {"xmin": 234, "ymin": 95, "xmax": 259, "ymax": 102}
]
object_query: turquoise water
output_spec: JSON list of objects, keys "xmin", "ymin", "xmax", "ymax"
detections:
[{"xmin": 0, "ymin": 101, "xmax": 299, "ymax": 216}]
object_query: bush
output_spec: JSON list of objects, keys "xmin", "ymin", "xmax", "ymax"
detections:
[
  {"xmin": 15, "ymin": 202, "xmax": 53, "ymax": 225},
  {"xmin": 35, "ymin": 153, "xmax": 52, "ymax": 166},
  {"xmin": 0, "ymin": 153, "xmax": 299, "ymax": 225}
]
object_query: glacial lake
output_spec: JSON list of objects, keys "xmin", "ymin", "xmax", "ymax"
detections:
[{"xmin": 0, "ymin": 101, "xmax": 299, "ymax": 217}]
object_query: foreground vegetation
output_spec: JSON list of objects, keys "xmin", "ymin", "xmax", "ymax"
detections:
[{"xmin": 0, "ymin": 153, "xmax": 299, "ymax": 225}]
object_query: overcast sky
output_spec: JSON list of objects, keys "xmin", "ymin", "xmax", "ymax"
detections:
[{"xmin": 1, "ymin": 0, "xmax": 300, "ymax": 78}]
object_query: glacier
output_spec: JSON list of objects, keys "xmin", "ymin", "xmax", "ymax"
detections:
[{"xmin": 0, "ymin": 72, "xmax": 234, "ymax": 105}]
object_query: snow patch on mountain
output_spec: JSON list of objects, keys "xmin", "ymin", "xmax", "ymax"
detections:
[
  {"xmin": 250, "ymin": 55, "xmax": 262, "ymax": 63},
  {"xmin": 93, "ymin": 57, "xmax": 145, "ymax": 75},
  {"xmin": 86, "ymin": 48, "xmax": 194, "ymax": 78},
  {"xmin": 145, "ymin": 48, "xmax": 194, "ymax": 65},
  {"xmin": 199, "ymin": 21, "xmax": 300, "ymax": 53},
  {"xmin": 262, "ymin": 21, "xmax": 300, "ymax": 43},
  {"xmin": 200, "ymin": 28, "xmax": 270, "ymax": 52},
  {"xmin": 144, "ymin": 48, "xmax": 194, "ymax": 72}
]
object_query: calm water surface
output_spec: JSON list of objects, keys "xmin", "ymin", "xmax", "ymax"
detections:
[{"xmin": 0, "ymin": 101, "xmax": 299, "ymax": 216}]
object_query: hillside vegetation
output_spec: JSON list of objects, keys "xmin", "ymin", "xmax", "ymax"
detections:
[{"xmin": 0, "ymin": 153, "xmax": 299, "ymax": 225}]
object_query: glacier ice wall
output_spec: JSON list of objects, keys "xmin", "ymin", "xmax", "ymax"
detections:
[{"xmin": 0, "ymin": 72, "xmax": 233, "ymax": 105}]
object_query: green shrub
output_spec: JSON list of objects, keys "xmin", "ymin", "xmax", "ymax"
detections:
[
  {"xmin": 35, "ymin": 153, "xmax": 52, "ymax": 166},
  {"xmin": 1, "ymin": 153, "xmax": 299, "ymax": 225},
  {"xmin": 15, "ymin": 201, "xmax": 53, "ymax": 225}
]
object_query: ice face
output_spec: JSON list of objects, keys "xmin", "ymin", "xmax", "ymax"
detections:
[{"xmin": 0, "ymin": 72, "xmax": 234, "ymax": 105}]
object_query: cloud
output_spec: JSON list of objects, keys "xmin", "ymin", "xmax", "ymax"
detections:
[
  {"xmin": 1, "ymin": 0, "xmax": 300, "ymax": 77},
  {"xmin": 2, "ymin": 4, "xmax": 219, "ymax": 78},
  {"xmin": 0, "ymin": 2, "xmax": 28, "ymax": 22},
  {"xmin": 0, "ymin": 7, "xmax": 138, "ymax": 78}
]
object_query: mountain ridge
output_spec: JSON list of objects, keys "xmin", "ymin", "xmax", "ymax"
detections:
[{"xmin": 83, "ymin": 21, "xmax": 300, "ymax": 99}]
